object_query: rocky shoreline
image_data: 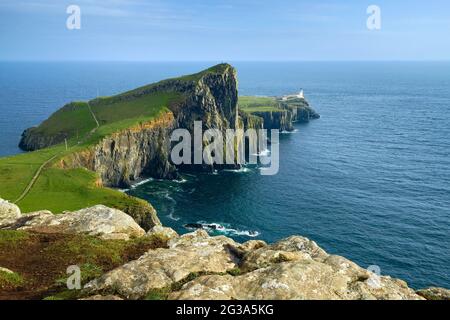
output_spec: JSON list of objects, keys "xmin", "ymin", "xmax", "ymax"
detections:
[
  {"xmin": 6, "ymin": 64, "xmax": 448, "ymax": 300},
  {"xmin": 1, "ymin": 199, "xmax": 448, "ymax": 300}
]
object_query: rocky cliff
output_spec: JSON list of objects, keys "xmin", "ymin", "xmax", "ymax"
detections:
[
  {"xmin": 239, "ymin": 96, "xmax": 320, "ymax": 132},
  {"xmin": 21, "ymin": 64, "xmax": 240, "ymax": 188},
  {"xmin": 58, "ymin": 112, "xmax": 178, "ymax": 188},
  {"xmin": 18, "ymin": 64, "xmax": 320, "ymax": 188},
  {"xmin": 2, "ymin": 200, "xmax": 446, "ymax": 300},
  {"xmin": 284, "ymin": 97, "xmax": 320, "ymax": 123},
  {"xmin": 251, "ymin": 110, "xmax": 294, "ymax": 132}
]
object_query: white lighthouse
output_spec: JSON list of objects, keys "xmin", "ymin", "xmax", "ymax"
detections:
[{"xmin": 281, "ymin": 89, "xmax": 305, "ymax": 101}]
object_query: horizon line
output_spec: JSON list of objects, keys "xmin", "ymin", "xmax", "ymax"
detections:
[{"xmin": 1, "ymin": 59, "xmax": 450, "ymax": 63}]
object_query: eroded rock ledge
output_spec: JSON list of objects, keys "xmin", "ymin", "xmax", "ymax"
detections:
[{"xmin": 2, "ymin": 200, "xmax": 446, "ymax": 300}]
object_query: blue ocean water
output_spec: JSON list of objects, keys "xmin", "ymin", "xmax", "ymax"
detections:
[{"xmin": 0, "ymin": 62, "xmax": 449, "ymax": 289}]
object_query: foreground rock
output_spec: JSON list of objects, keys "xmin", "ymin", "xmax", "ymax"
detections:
[
  {"xmin": 146, "ymin": 225, "xmax": 179, "ymax": 242},
  {"xmin": 168, "ymin": 236, "xmax": 422, "ymax": 300},
  {"xmin": 85, "ymin": 230, "xmax": 423, "ymax": 300},
  {"xmin": 1, "ymin": 205, "xmax": 145, "ymax": 240},
  {"xmin": 85, "ymin": 230, "xmax": 239, "ymax": 299},
  {"xmin": 0, "ymin": 201, "xmax": 437, "ymax": 300},
  {"xmin": 417, "ymin": 287, "xmax": 450, "ymax": 300},
  {"xmin": 0, "ymin": 199, "xmax": 21, "ymax": 227}
]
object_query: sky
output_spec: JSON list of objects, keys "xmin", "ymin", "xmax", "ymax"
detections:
[{"xmin": 0, "ymin": 0, "xmax": 449, "ymax": 61}]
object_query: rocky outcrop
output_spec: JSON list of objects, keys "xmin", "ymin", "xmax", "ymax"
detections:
[
  {"xmin": 18, "ymin": 127, "xmax": 60, "ymax": 152},
  {"xmin": 83, "ymin": 224, "xmax": 424, "ymax": 300},
  {"xmin": 0, "ymin": 199, "xmax": 21, "ymax": 227},
  {"xmin": 283, "ymin": 97, "xmax": 320, "ymax": 123},
  {"xmin": 1, "ymin": 201, "xmax": 440, "ymax": 300},
  {"xmin": 1, "ymin": 204, "xmax": 145, "ymax": 240},
  {"xmin": 417, "ymin": 287, "xmax": 450, "ymax": 300},
  {"xmin": 146, "ymin": 225, "xmax": 179, "ymax": 242},
  {"xmin": 168, "ymin": 236, "xmax": 422, "ymax": 300},
  {"xmin": 251, "ymin": 110, "xmax": 294, "ymax": 132},
  {"xmin": 84, "ymin": 230, "xmax": 239, "ymax": 299},
  {"xmin": 240, "ymin": 97, "xmax": 320, "ymax": 133}
]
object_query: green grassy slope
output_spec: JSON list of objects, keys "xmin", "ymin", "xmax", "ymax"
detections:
[
  {"xmin": 30, "ymin": 102, "xmax": 97, "ymax": 138},
  {"xmin": 0, "ymin": 64, "xmax": 234, "ymax": 215},
  {"xmin": 0, "ymin": 74, "xmax": 192, "ymax": 214},
  {"xmin": 238, "ymin": 96, "xmax": 283, "ymax": 113},
  {"xmin": 0, "ymin": 146, "xmax": 64, "ymax": 201}
]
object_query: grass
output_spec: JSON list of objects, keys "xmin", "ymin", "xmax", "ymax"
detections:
[
  {"xmin": 91, "ymin": 91, "xmax": 180, "ymax": 126},
  {"xmin": 29, "ymin": 102, "xmax": 97, "ymax": 138},
  {"xmin": 239, "ymin": 96, "xmax": 283, "ymax": 114},
  {"xmin": 0, "ymin": 270, "xmax": 24, "ymax": 290},
  {"xmin": 241, "ymin": 106, "xmax": 284, "ymax": 113},
  {"xmin": 16, "ymin": 167, "xmax": 137, "ymax": 214},
  {"xmin": 0, "ymin": 80, "xmax": 181, "ymax": 214},
  {"xmin": 0, "ymin": 146, "xmax": 64, "ymax": 201},
  {"xmin": 0, "ymin": 64, "xmax": 228, "ymax": 215},
  {"xmin": 0, "ymin": 230, "xmax": 166, "ymax": 300},
  {"xmin": 0, "ymin": 230, "xmax": 30, "ymax": 247}
]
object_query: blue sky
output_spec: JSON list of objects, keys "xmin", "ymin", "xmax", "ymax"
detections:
[{"xmin": 0, "ymin": 0, "xmax": 449, "ymax": 61}]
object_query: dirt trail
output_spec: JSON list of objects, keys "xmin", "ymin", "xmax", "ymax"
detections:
[
  {"xmin": 13, "ymin": 153, "xmax": 60, "ymax": 204},
  {"xmin": 14, "ymin": 102, "xmax": 100, "ymax": 204}
]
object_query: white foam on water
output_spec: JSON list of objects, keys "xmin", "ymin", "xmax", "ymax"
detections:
[
  {"xmin": 168, "ymin": 211, "xmax": 180, "ymax": 221},
  {"xmin": 252, "ymin": 148, "xmax": 271, "ymax": 157},
  {"xmin": 130, "ymin": 177, "xmax": 154, "ymax": 189},
  {"xmin": 192, "ymin": 222, "xmax": 260, "ymax": 238},
  {"xmin": 223, "ymin": 167, "xmax": 251, "ymax": 173},
  {"xmin": 173, "ymin": 177, "xmax": 188, "ymax": 183},
  {"xmin": 280, "ymin": 129, "xmax": 299, "ymax": 134}
]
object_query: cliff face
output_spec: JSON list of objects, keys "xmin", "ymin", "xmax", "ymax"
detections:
[
  {"xmin": 252, "ymin": 110, "xmax": 294, "ymax": 132},
  {"xmin": 19, "ymin": 64, "xmax": 318, "ymax": 189},
  {"xmin": 240, "ymin": 97, "xmax": 320, "ymax": 132},
  {"xmin": 285, "ymin": 98, "xmax": 320, "ymax": 123},
  {"xmin": 54, "ymin": 64, "xmax": 239, "ymax": 187},
  {"xmin": 19, "ymin": 127, "xmax": 63, "ymax": 152},
  {"xmin": 59, "ymin": 112, "xmax": 177, "ymax": 188}
]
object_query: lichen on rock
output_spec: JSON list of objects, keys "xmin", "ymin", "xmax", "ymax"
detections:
[{"xmin": 1, "ymin": 204, "xmax": 145, "ymax": 240}]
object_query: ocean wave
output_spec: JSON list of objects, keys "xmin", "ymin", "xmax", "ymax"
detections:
[
  {"xmin": 280, "ymin": 129, "xmax": 299, "ymax": 134},
  {"xmin": 173, "ymin": 177, "xmax": 188, "ymax": 183},
  {"xmin": 130, "ymin": 177, "xmax": 154, "ymax": 189},
  {"xmin": 223, "ymin": 167, "xmax": 251, "ymax": 173},
  {"xmin": 252, "ymin": 148, "xmax": 271, "ymax": 157},
  {"xmin": 185, "ymin": 222, "xmax": 260, "ymax": 238},
  {"xmin": 168, "ymin": 212, "xmax": 180, "ymax": 221}
]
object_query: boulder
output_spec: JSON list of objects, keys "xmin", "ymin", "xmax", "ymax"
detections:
[
  {"xmin": 169, "ymin": 259, "xmax": 422, "ymax": 300},
  {"xmin": 235, "ymin": 236, "xmax": 329, "ymax": 272},
  {"xmin": 85, "ymin": 230, "xmax": 240, "ymax": 299},
  {"xmin": 9, "ymin": 205, "xmax": 145, "ymax": 240},
  {"xmin": 168, "ymin": 236, "xmax": 422, "ymax": 300},
  {"xmin": 417, "ymin": 287, "xmax": 450, "ymax": 300},
  {"xmin": 0, "ymin": 198, "xmax": 21, "ymax": 227},
  {"xmin": 146, "ymin": 225, "xmax": 178, "ymax": 242}
]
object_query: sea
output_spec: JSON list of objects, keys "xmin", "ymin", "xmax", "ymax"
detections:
[{"xmin": 0, "ymin": 61, "xmax": 449, "ymax": 289}]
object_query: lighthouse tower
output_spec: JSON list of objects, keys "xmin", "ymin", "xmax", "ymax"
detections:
[{"xmin": 298, "ymin": 89, "xmax": 304, "ymax": 99}]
